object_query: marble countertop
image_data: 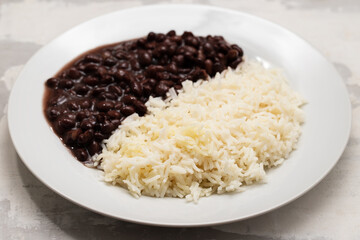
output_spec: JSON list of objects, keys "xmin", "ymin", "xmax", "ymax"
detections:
[{"xmin": 1, "ymin": 0, "xmax": 359, "ymax": 239}]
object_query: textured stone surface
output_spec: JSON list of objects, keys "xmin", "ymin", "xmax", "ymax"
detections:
[{"xmin": 1, "ymin": 0, "xmax": 360, "ymax": 239}]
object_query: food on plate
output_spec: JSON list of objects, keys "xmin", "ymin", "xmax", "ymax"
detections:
[
  {"xmin": 43, "ymin": 31, "xmax": 244, "ymax": 163},
  {"xmin": 95, "ymin": 61, "xmax": 305, "ymax": 202}
]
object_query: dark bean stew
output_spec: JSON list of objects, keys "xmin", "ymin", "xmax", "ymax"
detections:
[{"xmin": 44, "ymin": 31, "xmax": 244, "ymax": 163}]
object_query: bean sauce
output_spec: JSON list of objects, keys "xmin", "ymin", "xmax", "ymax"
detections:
[{"xmin": 43, "ymin": 31, "xmax": 244, "ymax": 163}]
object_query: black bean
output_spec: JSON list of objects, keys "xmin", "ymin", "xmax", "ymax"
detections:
[
  {"xmin": 146, "ymin": 65, "xmax": 165, "ymax": 78},
  {"xmin": 185, "ymin": 36, "xmax": 199, "ymax": 47},
  {"xmin": 114, "ymin": 50, "xmax": 128, "ymax": 60},
  {"xmin": 76, "ymin": 111, "xmax": 90, "ymax": 121},
  {"xmin": 84, "ymin": 63, "xmax": 99, "ymax": 73},
  {"xmin": 230, "ymin": 58, "xmax": 243, "ymax": 69},
  {"xmin": 96, "ymin": 66, "xmax": 108, "ymax": 78},
  {"xmin": 166, "ymin": 30, "xmax": 176, "ymax": 37},
  {"xmin": 137, "ymin": 38, "xmax": 147, "ymax": 47},
  {"xmin": 114, "ymin": 69, "xmax": 133, "ymax": 83},
  {"xmin": 80, "ymin": 118, "xmax": 96, "ymax": 130},
  {"xmin": 79, "ymin": 100, "xmax": 91, "ymax": 109},
  {"xmin": 120, "ymin": 105, "xmax": 135, "ymax": 116},
  {"xmin": 91, "ymin": 87, "xmax": 106, "ymax": 97},
  {"xmin": 155, "ymin": 33, "xmax": 165, "ymax": 42},
  {"xmin": 83, "ymin": 76, "xmax": 99, "ymax": 86},
  {"xmin": 173, "ymin": 55, "xmax": 184, "ymax": 67},
  {"xmin": 95, "ymin": 113, "xmax": 106, "ymax": 123},
  {"xmin": 67, "ymin": 101, "xmax": 80, "ymax": 111},
  {"xmin": 104, "ymin": 56, "xmax": 117, "ymax": 66},
  {"xmin": 103, "ymin": 92, "xmax": 117, "ymax": 100},
  {"xmin": 226, "ymin": 49, "xmax": 238, "ymax": 61},
  {"xmin": 46, "ymin": 78, "xmax": 59, "ymax": 88},
  {"xmin": 63, "ymin": 128, "xmax": 82, "ymax": 145},
  {"xmin": 77, "ymin": 129, "xmax": 94, "ymax": 145},
  {"xmin": 155, "ymin": 82, "xmax": 169, "ymax": 96},
  {"xmin": 213, "ymin": 62, "xmax": 225, "ymax": 74},
  {"xmin": 101, "ymin": 121, "xmax": 116, "ymax": 134},
  {"xmin": 219, "ymin": 43, "xmax": 230, "ymax": 53},
  {"xmin": 167, "ymin": 62, "xmax": 178, "ymax": 73},
  {"xmin": 118, "ymin": 61, "xmax": 129, "ymax": 69},
  {"xmin": 148, "ymin": 78, "xmax": 157, "ymax": 87},
  {"xmin": 85, "ymin": 54, "xmax": 102, "ymax": 63},
  {"xmin": 58, "ymin": 79, "xmax": 73, "ymax": 89},
  {"xmin": 74, "ymin": 84, "xmax": 90, "ymax": 95},
  {"xmin": 155, "ymin": 71, "xmax": 170, "ymax": 80},
  {"xmin": 108, "ymin": 85, "xmax": 123, "ymax": 96},
  {"xmin": 121, "ymin": 94, "xmax": 137, "ymax": 105},
  {"xmin": 107, "ymin": 110, "xmax": 121, "ymax": 119},
  {"xmin": 102, "ymin": 51, "xmax": 112, "ymax": 58},
  {"xmin": 143, "ymin": 84, "xmax": 152, "ymax": 96},
  {"xmin": 132, "ymin": 100, "xmax": 147, "ymax": 115},
  {"xmin": 96, "ymin": 101, "xmax": 114, "ymax": 112},
  {"xmin": 57, "ymin": 116, "xmax": 76, "ymax": 131},
  {"xmin": 167, "ymin": 44, "xmax": 177, "ymax": 56},
  {"xmin": 114, "ymin": 102, "xmax": 123, "ymax": 110},
  {"xmin": 138, "ymin": 51, "xmax": 152, "ymax": 66},
  {"xmin": 88, "ymin": 141, "xmax": 102, "ymax": 155},
  {"xmin": 67, "ymin": 68, "xmax": 82, "ymax": 79},
  {"xmin": 129, "ymin": 58, "xmax": 141, "ymax": 71},
  {"xmin": 74, "ymin": 148, "xmax": 89, "ymax": 162},
  {"xmin": 159, "ymin": 80, "xmax": 174, "ymax": 87},
  {"xmin": 130, "ymin": 80, "xmax": 143, "ymax": 96},
  {"xmin": 231, "ymin": 44, "xmax": 244, "ymax": 57},
  {"xmin": 203, "ymin": 42, "xmax": 213, "ymax": 53},
  {"xmin": 46, "ymin": 107, "xmax": 61, "ymax": 120},
  {"xmin": 182, "ymin": 31, "xmax": 194, "ymax": 39},
  {"xmin": 100, "ymin": 75, "xmax": 114, "ymax": 84},
  {"xmin": 94, "ymin": 132, "xmax": 105, "ymax": 141},
  {"xmin": 147, "ymin": 32, "xmax": 156, "ymax": 41}
]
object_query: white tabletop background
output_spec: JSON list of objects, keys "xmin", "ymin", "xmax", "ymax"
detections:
[{"xmin": 0, "ymin": 0, "xmax": 359, "ymax": 239}]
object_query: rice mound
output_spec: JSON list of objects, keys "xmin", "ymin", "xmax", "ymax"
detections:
[{"xmin": 94, "ymin": 61, "xmax": 305, "ymax": 202}]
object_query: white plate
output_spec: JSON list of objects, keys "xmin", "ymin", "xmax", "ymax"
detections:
[{"xmin": 8, "ymin": 4, "xmax": 351, "ymax": 227}]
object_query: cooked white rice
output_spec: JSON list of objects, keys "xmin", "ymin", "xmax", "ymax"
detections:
[{"xmin": 94, "ymin": 60, "xmax": 305, "ymax": 202}]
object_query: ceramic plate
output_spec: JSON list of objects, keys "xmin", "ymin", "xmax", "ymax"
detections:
[{"xmin": 8, "ymin": 4, "xmax": 351, "ymax": 226}]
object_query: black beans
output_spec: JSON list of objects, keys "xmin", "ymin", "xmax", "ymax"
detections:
[
  {"xmin": 120, "ymin": 105, "xmax": 135, "ymax": 116},
  {"xmin": 226, "ymin": 49, "xmax": 238, "ymax": 61},
  {"xmin": 204, "ymin": 59, "xmax": 213, "ymax": 75},
  {"xmin": 74, "ymin": 148, "xmax": 89, "ymax": 162},
  {"xmin": 67, "ymin": 68, "xmax": 82, "ymax": 79},
  {"xmin": 56, "ymin": 116, "xmax": 76, "ymax": 132},
  {"xmin": 46, "ymin": 78, "xmax": 59, "ymax": 88},
  {"xmin": 107, "ymin": 110, "xmax": 121, "ymax": 119},
  {"xmin": 108, "ymin": 85, "xmax": 122, "ymax": 95},
  {"xmin": 63, "ymin": 129, "xmax": 82, "ymax": 145},
  {"xmin": 80, "ymin": 118, "xmax": 96, "ymax": 130},
  {"xmin": 138, "ymin": 51, "xmax": 152, "ymax": 66},
  {"xmin": 155, "ymin": 82, "xmax": 169, "ymax": 96},
  {"xmin": 101, "ymin": 121, "xmax": 116, "ymax": 134},
  {"xmin": 44, "ymin": 31, "xmax": 244, "ymax": 162},
  {"xmin": 74, "ymin": 84, "xmax": 90, "ymax": 95},
  {"xmin": 77, "ymin": 129, "xmax": 94, "ymax": 145},
  {"xmin": 88, "ymin": 141, "xmax": 101, "ymax": 155},
  {"xmin": 96, "ymin": 101, "xmax": 114, "ymax": 112},
  {"xmin": 83, "ymin": 76, "xmax": 99, "ymax": 86},
  {"xmin": 130, "ymin": 80, "xmax": 143, "ymax": 96},
  {"xmin": 114, "ymin": 69, "xmax": 133, "ymax": 83},
  {"xmin": 58, "ymin": 79, "xmax": 73, "ymax": 89},
  {"xmin": 84, "ymin": 54, "xmax": 102, "ymax": 63},
  {"xmin": 132, "ymin": 100, "xmax": 147, "ymax": 115}
]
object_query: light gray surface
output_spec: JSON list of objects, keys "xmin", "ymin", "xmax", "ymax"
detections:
[{"xmin": 1, "ymin": 0, "xmax": 359, "ymax": 239}]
